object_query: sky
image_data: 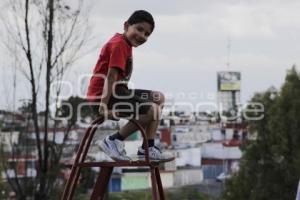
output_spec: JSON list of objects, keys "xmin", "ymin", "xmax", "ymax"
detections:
[{"xmin": 1, "ymin": 0, "xmax": 300, "ymax": 111}]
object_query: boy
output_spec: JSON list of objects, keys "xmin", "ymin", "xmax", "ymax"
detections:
[{"xmin": 87, "ymin": 10, "xmax": 173, "ymax": 161}]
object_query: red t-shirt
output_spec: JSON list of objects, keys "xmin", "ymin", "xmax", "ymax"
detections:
[{"xmin": 87, "ymin": 33, "xmax": 132, "ymax": 102}]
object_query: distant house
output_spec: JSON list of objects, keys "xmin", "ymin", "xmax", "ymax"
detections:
[
  {"xmin": 0, "ymin": 111, "xmax": 26, "ymax": 131},
  {"xmin": 201, "ymin": 142, "xmax": 242, "ymax": 180},
  {"xmin": 2, "ymin": 156, "xmax": 37, "ymax": 179},
  {"xmin": 0, "ymin": 131, "xmax": 20, "ymax": 152},
  {"xmin": 171, "ymin": 125, "xmax": 210, "ymax": 148}
]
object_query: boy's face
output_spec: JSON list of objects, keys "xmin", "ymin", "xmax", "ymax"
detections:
[{"xmin": 124, "ymin": 22, "xmax": 152, "ymax": 47}]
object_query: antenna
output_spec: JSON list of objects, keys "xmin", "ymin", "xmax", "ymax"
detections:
[{"xmin": 226, "ymin": 35, "xmax": 231, "ymax": 70}]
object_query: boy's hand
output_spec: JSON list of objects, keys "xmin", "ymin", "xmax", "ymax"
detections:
[
  {"xmin": 98, "ymin": 106, "xmax": 119, "ymax": 120},
  {"xmin": 98, "ymin": 106, "xmax": 106, "ymax": 116}
]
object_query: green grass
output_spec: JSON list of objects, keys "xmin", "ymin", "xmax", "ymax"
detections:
[{"xmin": 109, "ymin": 187, "xmax": 211, "ymax": 200}]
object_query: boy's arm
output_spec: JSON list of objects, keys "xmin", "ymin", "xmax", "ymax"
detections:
[{"xmin": 99, "ymin": 67, "xmax": 119, "ymax": 116}]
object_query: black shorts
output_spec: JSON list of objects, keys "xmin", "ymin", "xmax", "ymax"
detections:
[{"xmin": 90, "ymin": 85, "xmax": 154, "ymax": 119}]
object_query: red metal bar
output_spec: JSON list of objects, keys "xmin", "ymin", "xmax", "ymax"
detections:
[
  {"xmin": 90, "ymin": 167, "xmax": 113, "ymax": 200},
  {"xmin": 150, "ymin": 167, "xmax": 159, "ymax": 200},
  {"xmin": 77, "ymin": 161, "xmax": 160, "ymax": 168},
  {"xmin": 62, "ymin": 117, "xmax": 104, "ymax": 200},
  {"xmin": 68, "ymin": 123, "xmax": 100, "ymax": 199},
  {"xmin": 155, "ymin": 167, "xmax": 165, "ymax": 200}
]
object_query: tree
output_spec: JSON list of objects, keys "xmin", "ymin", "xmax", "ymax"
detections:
[
  {"xmin": 222, "ymin": 66, "xmax": 300, "ymax": 200},
  {"xmin": 59, "ymin": 96, "xmax": 91, "ymax": 126},
  {"xmin": 0, "ymin": 0, "xmax": 91, "ymax": 199}
]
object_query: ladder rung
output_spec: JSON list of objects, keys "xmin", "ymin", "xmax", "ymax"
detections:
[{"xmin": 76, "ymin": 161, "xmax": 160, "ymax": 168}]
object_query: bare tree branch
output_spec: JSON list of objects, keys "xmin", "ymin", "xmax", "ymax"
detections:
[
  {"xmin": 1, "ymin": 0, "xmax": 92, "ymax": 198},
  {"xmin": 24, "ymin": 0, "xmax": 43, "ymax": 176}
]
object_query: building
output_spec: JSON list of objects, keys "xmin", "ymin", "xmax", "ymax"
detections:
[
  {"xmin": 217, "ymin": 71, "xmax": 241, "ymax": 115},
  {"xmin": 201, "ymin": 141, "xmax": 242, "ymax": 181}
]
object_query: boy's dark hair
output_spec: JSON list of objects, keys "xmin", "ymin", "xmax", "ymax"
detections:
[{"xmin": 127, "ymin": 10, "xmax": 155, "ymax": 32}]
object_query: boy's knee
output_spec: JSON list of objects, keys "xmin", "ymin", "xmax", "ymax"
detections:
[
  {"xmin": 152, "ymin": 91, "xmax": 165, "ymax": 105},
  {"xmin": 159, "ymin": 92, "xmax": 165, "ymax": 105},
  {"xmin": 146, "ymin": 103, "xmax": 160, "ymax": 121}
]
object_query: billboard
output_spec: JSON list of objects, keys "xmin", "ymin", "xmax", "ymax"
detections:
[{"xmin": 217, "ymin": 71, "xmax": 241, "ymax": 91}]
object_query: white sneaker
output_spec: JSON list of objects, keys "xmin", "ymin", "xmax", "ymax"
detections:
[
  {"xmin": 98, "ymin": 136, "xmax": 131, "ymax": 161},
  {"xmin": 137, "ymin": 146, "xmax": 174, "ymax": 161}
]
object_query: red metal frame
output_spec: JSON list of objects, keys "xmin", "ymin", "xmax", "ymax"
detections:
[{"xmin": 61, "ymin": 117, "xmax": 173, "ymax": 200}]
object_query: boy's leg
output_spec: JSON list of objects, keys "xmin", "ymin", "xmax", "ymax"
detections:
[
  {"xmin": 142, "ymin": 117, "xmax": 159, "ymax": 146},
  {"xmin": 109, "ymin": 89, "xmax": 173, "ymax": 161},
  {"xmin": 118, "ymin": 103, "xmax": 160, "ymax": 139},
  {"xmin": 139, "ymin": 91, "xmax": 164, "ymax": 147},
  {"xmin": 97, "ymin": 86, "xmax": 155, "ymax": 161},
  {"xmin": 98, "ymin": 105, "xmax": 156, "ymax": 161},
  {"xmin": 118, "ymin": 90, "xmax": 164, "ymax": 141}
]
